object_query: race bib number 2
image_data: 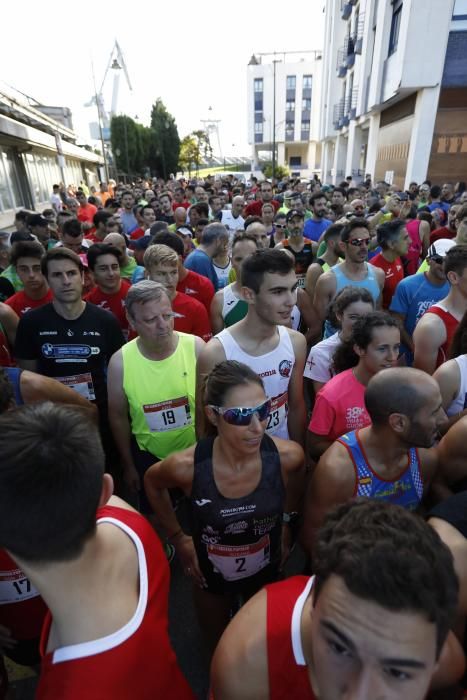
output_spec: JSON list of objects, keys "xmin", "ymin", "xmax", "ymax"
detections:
[
  {"xmin": 207, "ymin": 536, "xmax": 270, "ymax": 581},
  {"xmin": 143, "ymin": 396, "xmax": 192, "ymax": 432}
]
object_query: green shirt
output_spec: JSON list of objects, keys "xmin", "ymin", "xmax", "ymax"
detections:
[{"xmin": 120, "ymin": 256, "xmax": 137, "ymax": 280}]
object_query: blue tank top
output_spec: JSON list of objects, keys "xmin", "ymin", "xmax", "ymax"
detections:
[
  {"xmin": 3, "ymin": 367, "xmax": 23, "ymax": 405},
  {"xmin": 337, "ymin": 430, "xmax": 424, "ymax": 510},
  {"xmin": 324, "ymin": 263, "xmax": 381, "ymax": 338}
]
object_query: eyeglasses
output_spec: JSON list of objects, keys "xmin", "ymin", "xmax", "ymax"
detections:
[
  {"xmin": 209, "ymin": 399, "xmax": 271, "ymax": 426},
  {"xmin": 275, "ymin": 224, "xmax": 287, "ymax": 229},
  {"xmin": 348, "ymin": 238, "xmax": 370, "ymax": 247},
  {"xmin": 429, "ymin": 255, "xmax": 444, "ymax": 264}
]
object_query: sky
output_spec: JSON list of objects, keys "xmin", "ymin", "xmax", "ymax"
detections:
[{"xmin": 1, "ymin": 1, "xmax": 325, "ymax": 157}]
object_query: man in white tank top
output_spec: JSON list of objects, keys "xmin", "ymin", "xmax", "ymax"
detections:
[{"xmin": 197, "ymin": 249, "xmax": 307, "ymax": 445}]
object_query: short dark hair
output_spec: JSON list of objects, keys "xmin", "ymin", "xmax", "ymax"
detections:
[
  {"xmin": 14, "ymin": 210, "xmax": 30, "ymax": 223},
  {"xmin": 241, "ymin": 248, "xmax": 294, "ymax": 293},
  {"xmin": 231, "ymin": 232, "xmax": 258, "ymax": 250},
  {"xmin": 376, "ymin": 218, "xmax": 406, "ymax": 249},
  {"xmin": 86, "ymin": 243, "xmax": 122, "ymax": 271},
  {"xmin": 323, "ymin": 222, "xmax": 344, "ymax": 242},
  {"xmin": 365, "ymin": 367, "xmax": 430, "ymax": 425},
  {"xmin": 42, "ymin": 247, "xmax": 83, "ymax": 278},
  {"xmin": 313, "ymin": 499, "xmax": 458, "ymax": 657},
  {"xmin": 455, "ymin": 204, "xmax": 467, "ymax": 222},
  {"xmin": 332, "ymin": 186, "xmax": 347, "ymax": 198},
  {"xmin": 10, "ymin": 240, "xmax": 44, "ymax": 266},
  {"xmin": 104, "ymin": 198, "xmax": 119, "ymax": 209},
  {"xmin": 152, "ymin": 231, "xmax": 184, "ymax": 257},
  {"xmin": 191, "ymin": 202, "xmax": 209, "ymax": 217},
  {"xmin": 309, "ymin": 190, "xmax": 328, "ymax": 207},
  {"xmin": 62, "ymin": 218, "xmax": 83, "ymax": 238},
  {"xmin": 430, "ymin": 185, "xmax": 441, "ymax": 199},
  {"xmin": 93, "ymin": 210, "xmax": 113, "ymax": 227},
  {"xmin": 149, "ymin": 222, "xmax": 170, "ymax": 237},
  {"xmin": 0, "ymin": 403, "xmax": 105, "ymax": 563},
  {"xmin": 340, "ymin": 217, "xmax": 370, "ymax": 242},
  {"xmin": 444, "ymin": 245, "xmax": 467, "ymax": 277},
  {"xmin": 332, "ymin": 311, "xmax": 400, "ymax": 372},
  {"xmin": 121, "ymin": 190, "xmax": 134, "ymax": 199}
]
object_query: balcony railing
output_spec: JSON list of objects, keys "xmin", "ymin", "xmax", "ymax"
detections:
[
  {"xmin": 345, "ymin": 86, "xmax": 359, "ymax": 121},
  {"xmin": 341, "ymin": 0, "xmax": 352, "ymax": 20},
  {"xmin": 333, "ymin": 100, "xmax": 345, "ymax": 130},
  {"xmin": 355, "ymin": 13, "xmax": 365, "ymax": 54},
  {"xmin": 336, "ymin": 49, "xmax": 347, "ymax": 78}
]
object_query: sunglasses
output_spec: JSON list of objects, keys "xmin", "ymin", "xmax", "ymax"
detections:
[
  {"xmin": 209, "ymin": 399, "xmax": 271, "ymax": 426},
  {"xmin": 275, "ymin": 224, "xmax": 287, "ymax": 229},
  {"xmin": 429, "ymin": 255, "xmax": 444, "ymax": 264},
  {"xmin": 348, "ymin": 238, "xmax": 370, "ymax": 247}
]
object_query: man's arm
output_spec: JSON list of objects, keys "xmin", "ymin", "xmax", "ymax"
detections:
[
  {"xmin": 20, "ymin": 371, "xmax": 98, "ymax": 420},
  {"xmin": 372, "ymin": 266, "xmax": 385, "ymax": 308},
  {"xmin": 106, "ymin": 349, "xmax": 139, "ymax": 491},
  {"xmin": 413, "ymin": 314, "xmax": 445, "ymax": 375},
  {"xmin": 305, "ymin": 262, "xmax": 323, "ymax": 303},
  {"xmin": 300, "ymin": 441, "xmax": 355, "ymax": 559},
  {"xmin": 435, "ymin": 417, "xmax": 467, "ymax": 490},
  {"xmin": 210, "ymin": 290, "xmax": 225, "ymax": 335},
  {"xmin": 287, "ymin": 330, "xmax": 307, "ymax": 446},
  {"xmin": 313, "ymin": 271, "xmax": 336, "ymax": 324},
  {"xmin": 211, "ymin": 589, "xmax": 269, "ymax": 700},
  {"xmin": 195, "ymin": 339, "xmax": 226, "ymax": 438},
  {"xmin": 0, "ymin": 303, "xmax": 19, "ymax": 348},
  {"xmin": 390, "ymin": 311, "xmax": 414, "ymax": 353}
]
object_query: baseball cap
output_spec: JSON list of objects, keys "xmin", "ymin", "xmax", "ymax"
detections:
[
  {"xmin": 133, "ymin": 236, "xmax": 154, "ymax": 251},
  {"xmin": 286, "ymin": 209, "xmax": 304, "ymax": 222},
  {"xmin": 27, "ymin": 214, "xmax": 49, "ymax": 228},
  {"xmin": 427, "ymin": 239, "xmax": 456, "ymax": 259},
  {"xmin": 176, "ymin": 226, "xmax": 194, "ymax": 238},
  {"xmin": 10, "ymin": 231, "xmax": 34, "ymax": 243}
]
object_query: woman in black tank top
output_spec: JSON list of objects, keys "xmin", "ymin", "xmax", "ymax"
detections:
[{"xmin": 144, "ymin": 360, "xmax": 304, "ymax": 655}]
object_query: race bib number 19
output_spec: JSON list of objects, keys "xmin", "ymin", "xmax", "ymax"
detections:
[{"xmin": 143, "ymin": 396, "xmax": 192, "ymax": 432}]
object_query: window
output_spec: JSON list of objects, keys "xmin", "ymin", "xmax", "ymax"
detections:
[
  {"xmin": 254, "ymin": 78, "xmax": 263, "ymax": 92},
  {"xmin": 301, "ymin": 120, "xmax": 310, "ymax": 132},
  {"xmin": 286, "ymin": 99, "xmax": 295, "ymax": 112},
  {"xmin": 302, "ymin": 97, "xmax": 311, "ymax": 111},
  {"xmin": 254, "ymin": 96, "xmax": 263, "ymax": 111},
  {"xmin": 285, "ymin": 121, "xmax": 295, "ymax": 141},
  {"xmin": 254, "ymin": 122, "xmax": 263, "ymax": 133},
  {"xmin": 303, "ymin": 75, "xmax": 312, "ymax": 89},
  {"xmin": 388, "ymin": 0, "xmax": 403, "ymax": 56},
  {"xmin": 289, "ymin": 156, "xmax": 302, "ymax": 167},
  {"xmin": 286, "ymin": 75, "xmax": 296, "ymax": 90}
]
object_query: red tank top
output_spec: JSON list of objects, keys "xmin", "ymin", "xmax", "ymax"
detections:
[
  {"xmin": 425, "ymin": 304, "xmax": 459, "ymax": 367},
  {"xmin": 36, "ymin": 505, "xmax": 194, "ymax": 700},
  {"xmin": 266, "ymin": 576, "xmax": 317, "ymax": 700},
  {"xmin": 0, "ymin": 549, "xmax": 47, "ymax": 640}
]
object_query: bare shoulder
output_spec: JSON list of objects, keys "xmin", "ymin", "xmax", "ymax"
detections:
[
  {"xmin": 145, "ymin": 445, "xmax": 196, "ymax": 490},
  {"xmin": 272, "ymin": 436, "xmax": 305, "ymax": 471},
  {"xmin": 285, "ymin": 327, "xmax": 307, "ymax": 354},
  {"xmin": 315, "ymin": 440, "xmax": 356, "ymax": 488},
  {"xmin": 106, "ymin": 495, "xmax": 138, "ymax": 513},
  {"xmin": 414, "ymin": 309, "xmax": 444, "ymax": 337},
  {"xmin": 211, "ymin": 589, "xmax": 269, "ymax": 700},
  {"xmin": 198, "ymin": 336, "xmax": 226, "ymax": 370},
  {"xmin": 372, "ymin": 264, "xmax": 386, "ymax": 284},
  {"xmin": 316, "ymin": 268, "xmax": 335, "ymax": 289}
]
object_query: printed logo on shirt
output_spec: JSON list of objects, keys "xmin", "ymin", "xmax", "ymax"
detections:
[
  {"xmin": 41, "ymin": 343, "xmax": 100, "ymax": 359},
  {"xmin": 278, "ymin": 359, "xmax": 293, "ymax": 378},
  {"xmin": 225, "ymin": 520, "xmax": 248, "ymax": 535},
  {"xmin": 195, "ymin": 499, "xmax": 212, "ymax": 507},
  {"xmin": 346, "ymin": 406, "xmax": 366, "ymax": 429},
  {"xmin": 184, "ymin": 287, "xmax": 196, "ymax": 295},
  {"xmin": 39, "ymin": 331, "xmax": 58, "ymax": 335},
  {"xmin": 259, "ymin": 369, "xmax": 277, "ymax": 378},
  {"xmin": 226, "ymin": 299, "xmax": 236, "ymax": 306}
]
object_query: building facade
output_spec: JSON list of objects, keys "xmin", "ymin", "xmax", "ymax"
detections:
[
  {"xmin": 319, "ymin": 0, "xmax": 467, "ymax": 188},
  {"xmin": 0, "ymin": 83, "xmax": 103, "ymax": 229},
  {"xmin": 247, "ymin": 52, "xmax": 323, "ymax": 178}
]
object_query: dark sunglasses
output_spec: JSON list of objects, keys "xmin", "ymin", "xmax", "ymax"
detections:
[
  {"xmin": 209, "ymin": 399, "xmax": 271, "ymax": 426},
  {"xmin": 429, "ymin": 255, "xmax": 444, "ymax": 264},
  {"xmin": 275, "ymin": 224, "xmax": 287, "ymax": 229},
  {"xmin": 348, "ymin": 237, "xmax": 370, "ymax": 247}
]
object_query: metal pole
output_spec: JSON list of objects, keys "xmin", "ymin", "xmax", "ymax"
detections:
[
  {"xmin": 91, "ymin": 58, "xmax": 109, "ymax": 182},
  {"xmin": 272, "ymin": 59, "xmax": 277, "ymax": 183}
]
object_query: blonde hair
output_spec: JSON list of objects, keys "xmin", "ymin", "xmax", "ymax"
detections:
[{"xmin": 143, "ymin": 244, "xmax": 178, "ymax": 270}]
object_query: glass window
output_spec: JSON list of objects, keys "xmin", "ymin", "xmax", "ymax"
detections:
[
  {"xmin": 254, "ymin": 96, "xmax": 263, "ymax": 111},
  {"xmin": 254, "ymin": 122, "xmax": 263, "ymax": 133},
  {"xmin": 286, "ymin": 75, "xmax": 296, "ymax": 90},
  {"xmin": 286, "ymin": 99, "xmax": 295, "ymax": 111},
  {"xmin": 301, "ymin": 120, "xmax": 310, "ymax": 131},
  {"xmin": 1, "ymin": 149, "xmax": 22, "ymax": 210},
  {"xmin": 388, "ymin": 0, "xmax": 403, "ymax": 56},
  {"xmin": 302, "ymin": 97, "xmax": 312, "ymax": 111},
  {"xmin": 303, "ymin": 75, "xmax": 312, "ymax": 89},
  {"xmin": 254, "ymin": 78, "xmax": 263, "ymax": 92}
]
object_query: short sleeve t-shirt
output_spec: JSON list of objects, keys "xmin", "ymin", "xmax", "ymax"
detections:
[
  {"xmin": 370, "ymin": 253, "xmax": 404, "ymax": 309},
  {"xmin": 14, "ymin": 303, "xmax": 125, "ymax": 408},
  {"xmin": 303, "ymin": 218, "xmax": 332, "ymax": 242},
  {"xmin": 389, "ymin": 273, "xmax": 449, "ymax": 358},
  {"xmin": 184, "ymin": 249, "xmax": 219, "ymax": 291},
  {"xmin": 304, "ymin": 332, "xmax": 341, "ymax": 383},
  {"xmin": 177, "ymin": 269, "xmax": 215, "ymax": 313},
  {"xmin": 172, "ymin": 292, "xmax": 212, "ymax": 342},
  {"xmin": 5, "ymin": 288, "xmax": 53, "ymax": 316},
  {"xmin": 85, "ymin": 279, "xmax": 131, "ymax": 338},
  {"xmin": 308, "ymin": 368, "xmax": 370, "ymax": 441}
]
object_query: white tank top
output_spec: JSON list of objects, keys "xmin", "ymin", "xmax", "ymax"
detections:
[
  {"xmin": 222, "ymin": 283, "xmax": 242, "ymax": 319},
  {"xmin": 446, "ymin": 355, "xmax": 467, "ymax": 417},
  {"xmin": 215, "ymin": 325, "xmax": 295, "ymax": 439}
]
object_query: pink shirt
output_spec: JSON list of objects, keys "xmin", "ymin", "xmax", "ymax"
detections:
[{"xmin": 308, "ymin": 368, "xmax": 371, "ymax": 442}]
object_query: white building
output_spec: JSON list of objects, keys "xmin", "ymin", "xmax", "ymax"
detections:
[
  {"xmin": 319, "ymin": 0, "xmax": 467, "ymax": 188},
  {"xmin": 247, "ymin": 52, "xmax": 323, "ymax": 178}
]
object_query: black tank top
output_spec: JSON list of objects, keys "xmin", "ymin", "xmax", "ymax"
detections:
[
  {"xmin": 429, "ymin": 492, "xmax": 467, "ymax": 538},
  {"xmin": 283, "ymin": 240, "xmax": 314, "ymax": 286},
  {"xmin": 190, "ymin": 434, "xmax": 285, "ymax": 583}
]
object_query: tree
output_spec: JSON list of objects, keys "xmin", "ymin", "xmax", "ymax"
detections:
[
  {"xmin": 178, "ymin": 130, "xmax": 213, "ymax": 175},
  {"xmin": 110, "ymin": 115, "xmax": 140, "ymax": 175},
  {"xmin": 263, "ymin": 163, "xmax": 289, "ymax": 180},
  {"xmin": 150, "ymin": 99, "xmax": 180, "ymax": 179}
]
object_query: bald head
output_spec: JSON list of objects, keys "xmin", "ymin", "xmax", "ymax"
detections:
[
  {"xmin": 103, "ymin": 233, "xmax": 128, "ymax": 260},
  {"xmin": 245, "ymin": 221, "xmax": 268, "ymax": 249},
  {"xmin": 365, "ymin": 368, "xmax": 440, "ymax": 426}
]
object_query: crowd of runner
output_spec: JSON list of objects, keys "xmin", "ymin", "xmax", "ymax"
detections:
[{"xmin": 1, "ymin": 172, "xmax": 467, "ymax": 698}]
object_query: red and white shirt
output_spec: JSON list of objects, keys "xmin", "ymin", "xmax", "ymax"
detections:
[
  {"xmin": 5, "ymin": 289, "xmax": 53, "ymax": 316},
  {"xmin": 84, "ymin": 280, "xmax": 131, "ymax": 338}
]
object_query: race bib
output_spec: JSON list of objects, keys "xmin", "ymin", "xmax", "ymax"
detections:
[
  {"xmin": 0, "ymin": 569, "xmax": 39, "ymax": 604},
  {"xmin": 207, "ymin": 535, "xmax": 270, "ymax": 581},
  {"xmin": 143, "ymin": 396, "xmax": 192, "ymax": 432},
  {"xmin": 56, "ymin": 372, "xmax": 96, "ymax": 401},
  {"xmin": 266, "ymin": 392, "xmax": 288, "ymax": 434}
]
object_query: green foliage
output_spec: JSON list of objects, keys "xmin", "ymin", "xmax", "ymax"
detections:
[
  {"xmin": 110, "ymin": 99, "xmax": 180, "ymax": 178},
  {"xmin": 262, "ymin": 163, "xmax": 289, "ymax": 180},
  {"xmin": 178, "ymin": 130, "xmax": 213, "ymax": 175}
]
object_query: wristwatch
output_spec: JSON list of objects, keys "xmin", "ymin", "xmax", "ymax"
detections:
[{"xmin": 282, "ymin": 511, "xmax": 299, "ymax": 524}]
